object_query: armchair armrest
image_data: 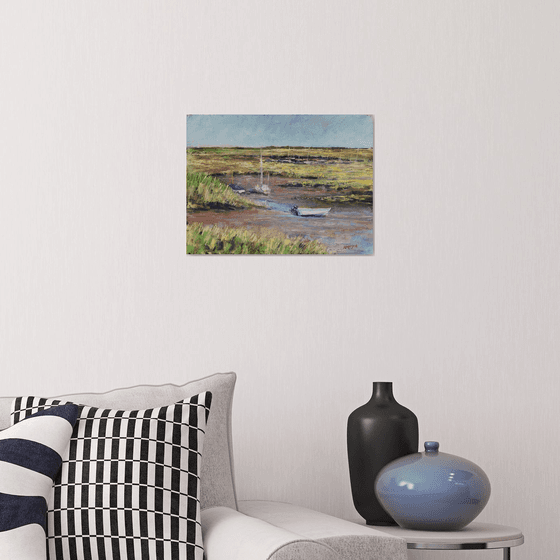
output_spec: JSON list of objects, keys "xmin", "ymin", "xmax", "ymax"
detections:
[
  {"xmin": 201, "ymin": 506, "xmax": 339, "ymax": 560},
  {"xmin": 238, "ymin": 500, "xmax": 408, "ymax": 560}
]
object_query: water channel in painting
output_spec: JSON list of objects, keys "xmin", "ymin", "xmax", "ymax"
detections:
[{"xmin": 188, "ymin": 174, "xmax": 373, "ymax": 255}]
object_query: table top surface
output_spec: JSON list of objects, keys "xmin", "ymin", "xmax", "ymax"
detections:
[{"xmin": 369, "ymin": 522, "xmax": 524, "ymax": 550}]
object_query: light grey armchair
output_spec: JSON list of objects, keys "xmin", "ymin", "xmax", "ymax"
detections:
[{"xmin": 0, "ymin": 372, "xmax": 407, "ymax": 560}]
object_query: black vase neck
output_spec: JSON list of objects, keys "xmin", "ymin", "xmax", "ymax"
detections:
[{"xmin": 370, "ymin": 382, "xmax": 395, "ymax": 402}]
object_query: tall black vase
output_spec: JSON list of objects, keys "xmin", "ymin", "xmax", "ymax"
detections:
[{"xmin": 347, "ymin": 382, "xmax": 419, "ymax": 525}]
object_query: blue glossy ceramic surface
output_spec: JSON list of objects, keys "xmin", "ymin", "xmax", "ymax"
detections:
[{"xmin": 374, "ymin": 441, "xmax": 491, "ymax": 531}]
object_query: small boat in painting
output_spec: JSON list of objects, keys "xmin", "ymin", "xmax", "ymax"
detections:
[
  {"xmin": 254, "ymin": 150, "xmax": 271, "ymax": 195},
  {"xmin": 290, "ymin": 205, "xmax": 331, "ymax": 217}
]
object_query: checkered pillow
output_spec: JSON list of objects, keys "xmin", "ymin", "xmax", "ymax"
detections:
[{"xmin": 11, "ymin": 392, "xmax": 212, "ymax": 560}]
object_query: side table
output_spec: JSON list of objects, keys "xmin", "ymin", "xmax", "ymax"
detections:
[{"xmin": 371, "ymin": 522, "xmax": 524, "ymax": 559}]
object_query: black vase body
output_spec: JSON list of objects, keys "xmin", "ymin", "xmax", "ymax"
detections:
[{"xmin": 347, "ymin": 382, "xmax": 419, "ymax": 525}]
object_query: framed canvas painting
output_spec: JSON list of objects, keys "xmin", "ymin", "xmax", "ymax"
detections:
[{"xmin": 186, "ymin": 115, "xmax": 374, "ymax": 255}]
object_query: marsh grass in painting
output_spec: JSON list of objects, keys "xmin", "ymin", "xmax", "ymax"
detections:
[
  {"xmin": 187, "ymin": 171, "xmax": 257, "ymax": 211},
  {"xmin": 186, "ymin": 115, "xmax": 374, "ymax": 255},
  {"xmin": 187, "ymin": 223, "xmax": 329, "ymax": 255}
]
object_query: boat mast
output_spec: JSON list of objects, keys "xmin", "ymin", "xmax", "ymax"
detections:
[{"xmin": 260, "ymin": 149, "xmax": 263, "ymax": 186}]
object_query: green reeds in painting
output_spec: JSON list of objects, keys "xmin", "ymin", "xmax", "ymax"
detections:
[
  {"xmin": 187, "ymin": 171, "xmax": 254, "ymax": 211},
  {"xmin": 187, "ymin": 223, "xmax": 329, "ymax": 255}
]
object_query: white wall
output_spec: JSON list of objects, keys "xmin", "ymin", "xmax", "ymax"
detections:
[{"xmin": 1, "ymin": 1, "xmax": 558, "ymax": 559}]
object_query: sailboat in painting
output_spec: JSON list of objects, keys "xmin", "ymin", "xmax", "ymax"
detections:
[{"xmin": 254, "ymin": 150, "xmax": 270, "ymax": 195}]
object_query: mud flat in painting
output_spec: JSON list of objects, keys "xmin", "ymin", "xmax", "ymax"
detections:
[{"xmin": 186, "ymin": 115, "xmax": 374, "ymax": 255}]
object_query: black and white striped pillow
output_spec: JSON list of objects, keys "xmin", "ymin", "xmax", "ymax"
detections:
[
  {"xmin": 11, "ymin": 392, "xmax": 212, "ymax": 560},
  {"xmin": 0, "ymin": 404, "xmax": 79, "ymax": 559}
]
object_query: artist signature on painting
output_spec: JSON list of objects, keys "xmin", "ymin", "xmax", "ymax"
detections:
[{"xmin": 344, "ymin": 244, "xmax": 358, "ymax": 249}]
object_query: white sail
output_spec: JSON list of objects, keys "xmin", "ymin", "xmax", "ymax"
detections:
[{"xmin": 256, "ymin": 149, "xmax": 270, "ymax": 194}]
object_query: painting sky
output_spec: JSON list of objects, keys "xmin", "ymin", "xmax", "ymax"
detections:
[{"xmin": 187, "ymin": 115, "xmax": 373, "ymax": 148}]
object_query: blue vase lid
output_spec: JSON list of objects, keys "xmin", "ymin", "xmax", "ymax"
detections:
[{"xmin": 424, "ymin": 441, "xmax": 439, "ymax": 452}]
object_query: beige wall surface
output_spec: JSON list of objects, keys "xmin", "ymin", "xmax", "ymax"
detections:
[{"xmin": 1, "ymin": 2, "xmax": 558, "ymax": 559}]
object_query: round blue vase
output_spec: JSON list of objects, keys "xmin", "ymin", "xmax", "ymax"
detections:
[{"xmin": 374, "ymin": 441, "xmax": 491, "ymax": 531}]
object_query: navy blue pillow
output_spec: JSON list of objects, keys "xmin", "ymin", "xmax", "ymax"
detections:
[{"xmin": 0, "ymin": 403, "xmax": 79, "ymax": 559}]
